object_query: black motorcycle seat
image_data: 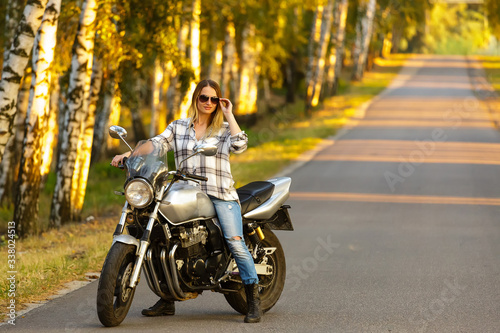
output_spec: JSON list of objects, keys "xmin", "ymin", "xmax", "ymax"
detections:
[{"xmin": 237, "ymin": 181, "xmax": 275, "ymax": 215}]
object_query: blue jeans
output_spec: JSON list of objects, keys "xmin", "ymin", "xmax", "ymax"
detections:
[{"xmin": 209, "ymin": 196, "xmax": 259, "ymax": 285}]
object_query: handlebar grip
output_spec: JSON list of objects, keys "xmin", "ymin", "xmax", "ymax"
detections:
[
  {"xmin": 110, "ymin": 156, "xmax": 127, "ymax": 169},
  {"xmin": 185, "ymin": 173, "xmax": 208, "ymax": 182}
]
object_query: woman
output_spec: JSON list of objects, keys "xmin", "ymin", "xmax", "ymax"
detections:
[{"xmin": 111, "ymin": 79, "xmax": 262, "ymax": 323}]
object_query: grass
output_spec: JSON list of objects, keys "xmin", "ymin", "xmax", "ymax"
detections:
[
  {"xmin": 0, "ymin": 54, "xmax": 409, "ymax": 317},
  {"xmin": 477, "ymin": 55, "xmax": 500, "ymax": 94},
  {"xmin": 0, "ymin": 217, "xmax": 116, "ymax": 315}
]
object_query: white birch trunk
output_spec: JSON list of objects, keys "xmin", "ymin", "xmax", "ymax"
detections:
[
  {"xmin": 0, "ymin": 72, "xmax": 30, "ymax": 204},
  {"xmin": 352, "ymin": 0, "xmax": 377, "ymax": 81},
  {"xmin": 327, "ymin": 0, "xmax": 349, "ymax": 95},
  {"xmin": 14, "ymin": 0, "xmax": 61, "ymax": 236},
  {"xmin": 179, "ymin": 0, "xmax": 201, "ymax": 119},
  {"xmin": 309, "ymin": 0, "xmax": 335, "ymax": 108},
  {"xmin": 71, "ymin": 57, "xmax": 102, "ymax": 219},
  {"xmin": 3, "ymin": 0, "xmax": 24, "ymax": 66},
  {"xmin": 50, "ymin": 0, "xmax": 97, "ymax": 227},
  {"xmin": 0, "ymin": 0, "xmax": 49, "ymax": 163},
  {"xmin": 305, "ymin": 5, "xmax": 324, "ymax": 115}
]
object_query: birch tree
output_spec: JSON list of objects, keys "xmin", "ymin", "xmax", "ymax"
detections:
[
  {"xmin": 150, "ymin": 58, "xmax": 163, "ymax": 137},
  {"xmin": 0, "ymin": 72, "xmax": 30, "ymax": 205},
  {"xmin": 236, "ymin": 23, "xmax": 262, "ymax": 117},
  {"xmin": 0, "ymin": 0, "xmax": 49, "ymax": 162},
  {"xmin": 221, "ymin": 20, "xmax": 237, "ymax": 99},
  {"xmin": 71, "ymin": 57, "xmax": 102, "ymax": 219},
  {"xmin": 3, "ymin": 0, "xmax": 25, "ymax": 65},
  {"xmin": 14, "ymin": 0, "xmax": 62, "ymax": 237},
  {"xmin": 91, "ymin": 72, "xmax": 117, "ymax": 162},
  {"xmin": 326, "ymin": 0, "xmax": 349, "ymax": 96},
  {"xmin": 304, "ymin": 5, "xmax": 324, "ymax": 115},
  {"xmin": 305, "ymin": 0, "xmax": 335, "ymax": 113},
  {"xmin": 50, "ymin": 0, "xmax": 97, "ymax": 227},
  {"xmin": 178, "ymin": 0, "xmax": 201, "ymax": 119},
  {"xmin": 352, "ymin": 0, "xmax": 377, "ymax": 81}
]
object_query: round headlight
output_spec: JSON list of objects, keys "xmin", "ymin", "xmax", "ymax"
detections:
[{"xmin": 125, "ymin": 179, "xmax": 153, "ymax": 208}]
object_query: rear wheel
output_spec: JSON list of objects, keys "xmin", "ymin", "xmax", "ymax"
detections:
[
  {"xmin": 224, "ymin": 228, "xmax": 286, "ymax": 314},
  {"xmin": 96, "ymin": 242, "xmax": 137, "ymax": 327}
]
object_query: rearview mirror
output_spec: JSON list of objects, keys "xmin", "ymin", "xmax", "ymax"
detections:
[
  {"xmin": 109, "ymin": 125, "xmax": 127, "ymax": 139},
  {"xmin": 195, "ymin": 144, "xmax": 217, "ymax": 156}
]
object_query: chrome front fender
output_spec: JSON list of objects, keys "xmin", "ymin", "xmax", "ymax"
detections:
[{"xmin": 112, "ymin": 234, "xmax": 140, "ymax": 255}]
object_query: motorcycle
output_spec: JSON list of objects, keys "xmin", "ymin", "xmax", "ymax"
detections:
[{"xmin": 96, "ymin": 125, "xmax": 294, "ymax": 327}]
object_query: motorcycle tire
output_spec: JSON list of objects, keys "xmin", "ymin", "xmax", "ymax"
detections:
[
  {"xmin": 224, "ymin": 228, "xmax": 286, "ymax": 315},
  {"xmin": 96, "ymin": 242, "xmax": 137, "ymax": 327}
]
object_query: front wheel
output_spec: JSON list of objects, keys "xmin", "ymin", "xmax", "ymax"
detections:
[
  {"xmin": 224, "ymin": 228, "xmax": 286, "ymax": 314},
  {"xmin": 96, "ymin": 242, "xmax": 137, "ymax": 327}
]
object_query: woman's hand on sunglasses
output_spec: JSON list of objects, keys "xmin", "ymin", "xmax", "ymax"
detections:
[{"xmin": 219, "ymin": 98, "xmax": 233, "ymax": 116}]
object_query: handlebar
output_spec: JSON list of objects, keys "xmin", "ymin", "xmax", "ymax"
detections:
[
  {"xmin": 185, "ymin": 173, "xmax": 208, "ymax": 182},
  {"xmin": 111, "ymin": 156, "xmax": 127, "ymax": 170}
]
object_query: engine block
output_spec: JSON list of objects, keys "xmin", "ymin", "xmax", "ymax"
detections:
[{"xmin": 178, "ymin": 223, "xmax": 208, "ymax": 248}]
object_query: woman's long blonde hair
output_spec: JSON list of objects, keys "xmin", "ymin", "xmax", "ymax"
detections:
[{"xmin": 188, "ymin": 79, "xmax": 224, "ymax": 138}]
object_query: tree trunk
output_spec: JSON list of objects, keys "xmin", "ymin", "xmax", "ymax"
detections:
[
  {"xmin": 14, "ymin": 0, "xmax": 62, "ymax": 237},
  {"xmin": 352, "ymin": 0, "xmax": 377, "ymax": 81},
  {"xmin": 179, "ymin": 0, "xmax": 201, "ymax": 119},
  {"xmin": 40, "ymin": 74, "xmax": 60, "ymax": 186},
  {"xmin": 91, "ymin": 73, "xmax": 117, "ymax": 162},
  {"xmin": 105, "ymin": 82, "xmax": 121, "ymax": 151},
  {"xmin": 307, "ymin": 0, "xmax": 335, "ymax": 110},
  {"xmin": 304, "ymin": 5, "xmax": 324, "ymax": 116},
  {"xmin": 221, "ymin": 20, "xmax": 236, "ymax": 99},
  {"xmin": 391, "ymin": 21, "xmax": 403, "ymax": 53},
  {"xmin": 326, "ymin": 0, "xmax": 349, "ymax": 96},
  {"xmin": 150, "ymin": 58, "xmax": 162, "ymax": 137},
  {"xmin": 3, "ymin": 0, "xmax": 24, "ymax": 66},
  {"xmin": 71, "ymin": 56, "xmax": 102, "ymax": 220},
  {"xmin": 130, "ymin": 105, "xmax": 147, "ymax": 142},
  {"xmin": 207, "ymin": 20, "xmax": 223, "ymax": 83},
  {"xmin": 236, "ymin": 23, "xmax": 261, "ymax": 118},
  {"xmin": 0, "ymin": 0, "xmax": 49, "ymax": 163},
  {"xmin": 0, "ymin": 70, "xmax": 30, "ymax": 205},
  {"xmin": 50, "ymin": 0, "xmax": 97, "ymax": 227}
]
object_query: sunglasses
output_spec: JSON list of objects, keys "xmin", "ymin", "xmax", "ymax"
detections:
[{"xmin": 198, "ymin": 94, "xmax": 220, "ymax": 104}]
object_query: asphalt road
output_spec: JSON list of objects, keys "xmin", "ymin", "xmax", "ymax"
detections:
[{"xmin": 3, "ymin": 55, "xmax": 500, "ymax": 332}]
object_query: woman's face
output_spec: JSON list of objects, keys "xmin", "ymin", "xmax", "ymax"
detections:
[{"xmin": 197, "ymin": 86, "xmax": 219, "ymax": 117}]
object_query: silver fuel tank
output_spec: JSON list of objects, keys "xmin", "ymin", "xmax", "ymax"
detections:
[{"xmin": 159, "ymin": 183, "xmax": 216, "ymax": 224}]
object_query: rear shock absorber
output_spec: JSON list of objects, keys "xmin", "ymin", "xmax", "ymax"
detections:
[{"xmin": 246, "ymin": 222, "xmax": 265, "ymax": 244}]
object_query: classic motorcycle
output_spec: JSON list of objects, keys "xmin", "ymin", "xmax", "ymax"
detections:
[{"xmin": 96, "ymin": 126, "xmax": 293, "ymax": 327}]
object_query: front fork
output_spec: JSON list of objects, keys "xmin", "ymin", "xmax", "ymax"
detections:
[{"xmin": 113, "ymin": 186, "xmax": 170, "ymax": 289}]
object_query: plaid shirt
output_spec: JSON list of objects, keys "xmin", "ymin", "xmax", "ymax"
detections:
[{"xmin": 149, "ymin": 118, "xmax": 248, "ymax": 201}]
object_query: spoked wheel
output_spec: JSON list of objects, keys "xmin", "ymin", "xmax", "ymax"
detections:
[
  {"xmin": 224, "ymin": 228, "xmax": 286, "ymax": 314},
  {"xmin": 97, "ymin": 242, "xmax": 137, "ymax": 327}
]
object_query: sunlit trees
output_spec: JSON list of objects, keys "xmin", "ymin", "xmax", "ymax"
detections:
[
  {"xmin": 50, "ymin": 0, "xmax": 97, "ymax": 226},
  {"xmin": 352, "ymin": 0, "xmax": 376, "ymax": 81},
  {"xmin": 305, "ymin": 0, "xmax": 335, "ymax": 115},
  {"xmin": 7, "ymin": 0, "xmax": 500, "ymax": 234},
  {"xmin": 326, "ymin": 0, "xmax": 349, "ymax": 96},
  {"xmin": 423, "ymin": 3, "xmax": 489, "ymax": 55},
  {"xmin": 14, "ymin": 0, "xmax": 62, "ymax": 237}
]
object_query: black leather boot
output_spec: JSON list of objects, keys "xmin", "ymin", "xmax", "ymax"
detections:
[
  {"xmin": 141, "ymin": 298, "xmax": 175, "ymax": 316},
  {"xmin": 244, "ymin": 284, "xmax": 262, "ymax": 323}
]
